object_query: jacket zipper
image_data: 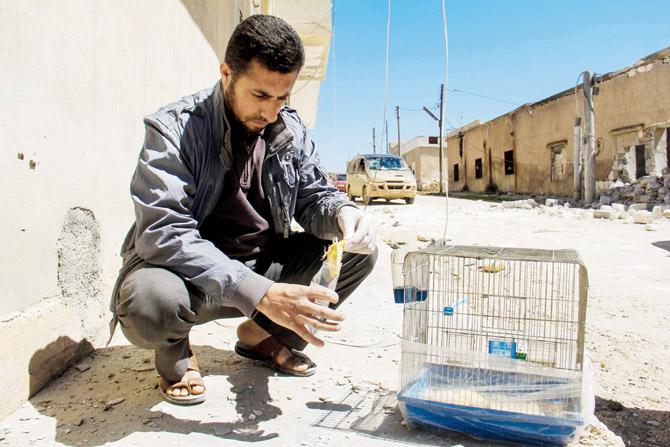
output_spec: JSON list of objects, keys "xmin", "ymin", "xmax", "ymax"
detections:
[
  {"xmin": 264, "ymin": 142, "xmax": 293, "ymax": 238},
  {"xmin": 264, "ymin": 163, "xmax": 291, "ymax": 238}
]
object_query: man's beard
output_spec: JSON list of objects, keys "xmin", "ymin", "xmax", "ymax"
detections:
[{"xmin": 224, "ymin": 83, "xmax": 268, "ymax": 135}]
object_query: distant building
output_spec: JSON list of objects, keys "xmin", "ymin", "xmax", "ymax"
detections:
[
  {"xmin": 389, "ymin": 125, "xmax": 479, "ymax": 191},
  {"xmin": 399, "ymin": 47, "xmax": 670, "ymax": 197}
]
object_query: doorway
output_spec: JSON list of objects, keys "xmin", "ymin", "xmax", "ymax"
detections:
[{"xmin": 635, "ymin": 144, "xmax": 647, "ymax": 178}]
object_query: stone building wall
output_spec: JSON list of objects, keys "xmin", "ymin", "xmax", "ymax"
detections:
[{"xmin": 440, "ymin": 48, "xmax": 670, "ymax": 197}]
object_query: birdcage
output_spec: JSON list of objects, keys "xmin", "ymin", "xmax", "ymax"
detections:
[{"xmin": 394, "ymin": 245, "xmax": 591, "ymax": 447}]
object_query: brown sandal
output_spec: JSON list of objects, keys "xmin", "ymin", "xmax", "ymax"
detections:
[
  {"xmin": 235, "ymin": 337, "xmax": 316, "ymax": 377},
  {"xmin": 158, "ymin": 352, "xmax": 206, "ymax": 405}
]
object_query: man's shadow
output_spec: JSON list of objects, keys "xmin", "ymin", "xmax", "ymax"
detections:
[{"xmin": 30, "ymin": 341, "xmax": 280, "ymax": 445}]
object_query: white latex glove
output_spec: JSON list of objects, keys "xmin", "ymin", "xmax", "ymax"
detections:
[{"xmin": 337, "ymin": 206, "xmax": 377, "ymax": 254}]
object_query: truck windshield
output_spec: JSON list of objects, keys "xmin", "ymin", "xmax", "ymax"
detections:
[{"xmin": 366, "ymin": 157, "xmax": 404, "ymax": 171}]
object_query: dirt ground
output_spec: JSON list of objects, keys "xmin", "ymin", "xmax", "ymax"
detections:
[{"xmin": 1, "ymin": 194, "xmax": 668, "ymax": 446}]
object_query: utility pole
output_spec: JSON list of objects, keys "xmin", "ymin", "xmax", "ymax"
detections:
[
  {"xmin": 372, "ymin": 127, "xmax": 376, "ymax": 154},
  {"xmin": 395, "ymin": 105, "xmax": 401, "ymax": 155},
  {"xmin": 573, "ymin": 117, "xmax": 582, "ymax": 202},
  {"xmin": 438, "ymin": 84, "xmax": 444, "ymax": 193},
  {"xmin": 422, "ymin": 83, "xmax": 445, "ymax": 193},
  {"xmin": 583, "ymin": 71, "xmax": 596, "ymax": 205}
]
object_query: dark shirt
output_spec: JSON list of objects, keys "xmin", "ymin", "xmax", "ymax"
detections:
[{"xmin": 199, "ymin": 110, "xmax": 274, "ymax": 260}]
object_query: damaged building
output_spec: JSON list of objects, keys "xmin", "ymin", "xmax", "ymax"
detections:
[{"xmin": 397, "ymin": 48, "xmax": 670, "ymax": 202}]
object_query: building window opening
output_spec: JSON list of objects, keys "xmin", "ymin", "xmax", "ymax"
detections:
[
  {"xmin": 453, "ymin": 163, "xmax": 459, "ymax": 182},
  {"xmin": 428, "ymin": 136, "xmax": 438, "ymax": 144},
  {"xmin": 550, "ymin": 146, "xmax": 566, "ymax": 182},
  {"xmin": 635, "ymin": 144, "xmax": 647, "ymax": 178},
  {"xmin": 475, "ymin": 158, "xmax": 483, "ymax": 179},
  {"xmin": 504, "ymin": 150, "xmax": 515, "ymax": 175}
]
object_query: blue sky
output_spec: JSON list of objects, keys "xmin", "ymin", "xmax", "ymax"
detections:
[{"xmin": 309, "ymin": 0, "xmax": 670, "ymax": 173}]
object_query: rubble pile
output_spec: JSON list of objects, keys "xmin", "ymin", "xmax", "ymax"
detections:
[
  {"xmin": 599, "ymin": 168, "xmax": 670, "ymax": 207},
  {"xmin": 497, "ymin": 196, "xmax": 670, "ymax": 229},
  {"xmin": 591, "ymin": 203, "xmax": 669, "ymax": 230}
]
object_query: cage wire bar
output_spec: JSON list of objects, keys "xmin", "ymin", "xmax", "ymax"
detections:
[{"xmin": 396, "ymin": 245, "xmax": 590, "ymax": 446}]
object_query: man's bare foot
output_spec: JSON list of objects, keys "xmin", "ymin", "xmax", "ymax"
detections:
[
  {"xmin": 159, "ymin": 353, "xmax": 206, "ymax": 405},
  {"xmin": 236, "ymin": 319, "xmax": 311, "ymax": 374},
  {"xmin": 164, "ymin": 370, "xmax": 205, "ymax": 397}
]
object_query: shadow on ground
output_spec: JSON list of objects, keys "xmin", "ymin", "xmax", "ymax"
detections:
[
  {"xmin": 351, "ymin": 199, "xmax": 412, "ymax": 207},
  {"xmin": 30, "ymin": 344, "xmax": 280, "ymax": 445},
  {"xmin": 595, "ymin": 396, "xmax": 670, "ymax": 447},
  {"xmin": 651, "ymin": 240, "xmax": 670, "ymax": 255},
  {"xmin": 29, "ymin": 336, "xmax": 94, "ymax": 397},
  {"xmin": 310, "ymin": 389, "xmax": 496, "ymax": 446}
]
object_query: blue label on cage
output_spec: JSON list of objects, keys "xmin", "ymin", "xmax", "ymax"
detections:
[
  {"xmin": 488, "ymin": 340, "xmax": 517, "ymax": 358},
  {"xmin": 415, "ymin": 289, "xmax": 428, "ymax": 302},
  {"xmin": 443, "ymin": 306, "xmax": 454, "ymax": 316}
]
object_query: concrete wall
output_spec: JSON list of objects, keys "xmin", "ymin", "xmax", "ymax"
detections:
[
  {"xmin": 0, "ymin": 0, "xmax": 333, "ymax": 421},
  {"xmin": 390, "ymin": 136, "xmax": 445, "ymax": 157},
  {"xmin": 264, "ymin": 0, "xmax": 332, "ymax": 128},
  {"xmin": 403, "ymin": 146, "xmax": 439, "ymax": 190},
  {"xmin": 512, "ymin": 95, "xmax": 577, "ymax": 196},
  {"xmin": 441, "ymin": 49, "xmax": 670, "ymax": 196},
  {"xmin": 0, "ymin": 0, "xmax": 252, "ymax": 420}
]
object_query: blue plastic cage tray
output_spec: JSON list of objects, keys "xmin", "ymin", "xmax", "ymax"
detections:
[{"xmin": 397, "ymin": 364, "xmax": 584, "ymax": 446}]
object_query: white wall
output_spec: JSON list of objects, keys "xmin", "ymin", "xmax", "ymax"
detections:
[
  {"xmin": 0, "ymin": 0, "xmax": 237, "ymax": 317},
  {"xmin": 0, "ymin": 0, "xmax": 247, "ymax": 419},
  {"xmin": 0, "ymin": 0, "xmax": 332, "ymax": 419}
]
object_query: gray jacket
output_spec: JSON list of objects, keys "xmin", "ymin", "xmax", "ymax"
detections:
[{"xmin": 109, "ymin": 81, "xmax": 353, "ymax": 338}]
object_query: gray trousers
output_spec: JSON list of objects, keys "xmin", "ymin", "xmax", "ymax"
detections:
[{"xmin": 116, "ymin": 233, "xmax": 378, "ymax": 382}]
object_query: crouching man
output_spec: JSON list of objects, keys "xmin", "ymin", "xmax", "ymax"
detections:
[{"xmin": 109, "ymin": 14, "xmax": 377, "ymax": 404}]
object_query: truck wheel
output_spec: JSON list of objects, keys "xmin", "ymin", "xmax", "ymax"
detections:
[
  {"xmin": 347, "ymin": 186, "xmax": 356, "ymax": 201},
  {"xmin": 405, "ymin": 197, "xmax": 415, "ymax": 204}
]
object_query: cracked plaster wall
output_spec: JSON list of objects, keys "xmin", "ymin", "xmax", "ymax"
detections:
[
  {"xmin": 0, "ymin": 0, "xmax": 250, "ymax": 420},
  {"xmin": 57, "ymin": 208, "xmax": 103, "ymax": 340}
]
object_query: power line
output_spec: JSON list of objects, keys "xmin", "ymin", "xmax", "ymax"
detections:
[
  {"xmin": 400, "ymin": 85, "xmax": 520, "ymax": 112},
  {"xmin": 440, "ymin": 0, "xmax": 449, "ymax": 243},
  {"xmin": 365, "ymin": 0, "xmax": 391, "ymax": 211},
  {"xmin": 380, "ymin": 0, "xmax": 391, "ymax": 153},
  {"xmin": 447, "ymin": 88, "xmax": 520, "ymax": 106}
]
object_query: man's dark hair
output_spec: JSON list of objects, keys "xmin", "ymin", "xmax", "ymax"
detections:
[{"xmin": 225, "ymin": 15, "xmax": 304, "ymax": 75}]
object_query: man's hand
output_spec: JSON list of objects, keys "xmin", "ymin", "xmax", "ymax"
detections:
[
  {"xmin": 255, "ymin": 283, "xmax": 345, "ymax": 347},
  {"xmin": 337, "ymin": 206, "xmax": 377, "ymax": 254}
]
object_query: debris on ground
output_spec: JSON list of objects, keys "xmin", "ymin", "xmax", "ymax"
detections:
[
  {"xmin": 501, "ymin": 199, "xmax": 539, "ymax": 209},
  {"xmin": 599, "ymin": 170, "xmax": 670, "ymax": 208},
  {"xmin": 74, "ymin": 362, "xmax": 91, "ymax": 373}
]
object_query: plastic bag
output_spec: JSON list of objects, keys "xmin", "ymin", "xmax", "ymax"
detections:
[{"xmin": 308, "ymin": 239, "xmax": 345, "ymax": 333}]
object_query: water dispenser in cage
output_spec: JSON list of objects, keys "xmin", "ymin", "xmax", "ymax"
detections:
[
  {"xmin": 391, "ymin": 249, "xmax": 429, "ymax": 303},
  {"xmin": 409, "ymin": 252, "xmax": 429, "ymax": 301},
  {"xmin": 391, "ymin": 249, "xmax": 410, "ymax": 303}
]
